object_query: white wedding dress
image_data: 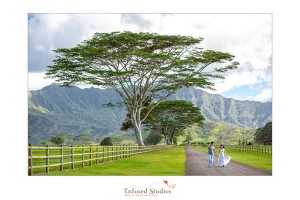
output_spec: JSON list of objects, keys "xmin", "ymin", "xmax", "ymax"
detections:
[{"xmin": 218, "ymin": 149, "xmax": 231, "ymax": 167}]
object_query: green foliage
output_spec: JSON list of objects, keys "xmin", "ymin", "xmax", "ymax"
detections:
[
  {"xmin": 143, "ymin": 130, "xmax": 162, "ymax": 145},
  {"xmin": 255, "ymin": 122, "xmax": 272, "ymax": 145},
  {"xmin": 100, "ymin": 137, "xmax": 113, "ymax": 146},
  {"xmin": 50, "ymin": 135, "xmax": 64, "ymax": 145},
  {"xmin": 41, "ymin": 140, "xmax": 52, "ymax": 146},
  {"xmin": 191, "ymin": 122, "xmax": 256, "ymax": 145},
  {"xmin": 46, "ymin": 31, "xmax": 239, "ymax": 145},
  {"xmin": 46, "ymin": 31, "xmax": 238, "ymax": 89},
  {"xmin": 143, "ymin": 100, "xmax": 205, "ymax": 145},
  {"xmin": 183, "ymin": 126, "xmax": 199, "ymax": 144}
]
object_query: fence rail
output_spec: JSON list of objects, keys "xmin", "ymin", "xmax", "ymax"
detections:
[
  {"xmin": 225, "ymin": 145, "xmax": 272, "ymax": 154},
  {"xmin": 28, "ymin": 144, "xmax": 172, "ymax": 175},
  {"xmin": 200, "ymin": 144, "xmax": 272, "ymax": 155}
]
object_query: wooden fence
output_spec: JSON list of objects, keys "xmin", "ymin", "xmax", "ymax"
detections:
[
  {"xmin": 28, "ymin": 144, "xmax": 172, "ymax": 175},
  {"xmin": 200, "ymin": 144, "xmax": 272, "ymax": 155},
  {"xmin": 225, "ymin": 145, "xmax": 272, "ymax": 154}
]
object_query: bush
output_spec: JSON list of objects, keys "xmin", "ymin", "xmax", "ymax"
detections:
[
  {"xmin": 100, "ymin": 137, "xmax": 113, "ymax": 146},
  {"xmin": 50, "ymin": 136, "xmax": 64, "ymax": 145}
]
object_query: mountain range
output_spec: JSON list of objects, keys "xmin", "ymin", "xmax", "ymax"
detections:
[{"xmin": 28, "ymin": 84, "xmax": 272, "ymax": 144}]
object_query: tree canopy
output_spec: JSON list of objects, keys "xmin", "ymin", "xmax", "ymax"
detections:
[
  {"xmin": 100, "ymin": 137, "xmax": 113, "ymax": 146},
  {"xmin": 143, "ymin": 130, "xmax": 162, "ymax": 145},
  {"xmin": 143, "ymin": 100, "xmax": 205, "ymax": 145},
  {"xmin": 50, "ymin": 135, "xmax": 64, "ymax": 145},
  {"xmin": 46, "ymin": 31, "xmax": 238, "ymax": 145},
  {"xmin": 255, "ymin": 122, "xmax": 272, "ymax": 145}
]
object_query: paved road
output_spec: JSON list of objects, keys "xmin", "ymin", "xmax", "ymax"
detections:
[{"xmin": 185, "ymin": 147, "xmax": 272, "ymax": 176}]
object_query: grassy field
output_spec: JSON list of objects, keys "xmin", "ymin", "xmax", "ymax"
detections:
[
  {"xmin": 194, "ymin": 145, "xmax": 272, "ymax": 171},
  {"xmin": 39, "ymin": 146, "xmax": 185, "ymax": 176}
]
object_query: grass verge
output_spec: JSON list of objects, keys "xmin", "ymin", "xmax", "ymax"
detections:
[
  {"xmin": 193, "ymin": 145, "xmax": 272, "ymax": 171},
  {"xmin": 42, "ymin": 146, "xmax": 185, "ymax": 176}
]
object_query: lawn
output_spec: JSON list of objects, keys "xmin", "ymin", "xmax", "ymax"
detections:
[
  {"xmin": 193, "ymin": 145, "xmax": 272, "ymax": 171},
  {"xmin": 41, "ymin": 146, "xmax": 185, "ymax": 176}
]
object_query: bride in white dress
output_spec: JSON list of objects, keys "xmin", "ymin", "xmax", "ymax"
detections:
[{"xmin": 217, "ymin": 145, "xmax": 231, "ymax": 167}]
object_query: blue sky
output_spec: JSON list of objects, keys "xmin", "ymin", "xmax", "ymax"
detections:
[{"xmin": 28, "ymin": 13, "xmax": 272, "ymax": 102}]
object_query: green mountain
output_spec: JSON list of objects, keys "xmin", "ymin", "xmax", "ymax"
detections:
[
  {"xmin": 28, "ymin": 84, "xmax": 272, "ymax": 144},
  {"xmin": 169, "ymin": 88, "xmax": 272, "ymax": 128}
]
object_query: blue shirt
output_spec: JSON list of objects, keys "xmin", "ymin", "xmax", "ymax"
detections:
[{"xmin": 208, "ymin": 146, "xmax": 214, "ymax": 155}]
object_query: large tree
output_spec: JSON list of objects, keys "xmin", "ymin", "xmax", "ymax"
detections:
[
  {"xmin": 46, "ymin": 31, "xmax": 239, "ymax": 146},
  {"xmin": 143, "ymin": 100, "xmax": 205, "ymax": 145},
  {"xmin": 255, "ymin": 122, "xmax": 272, "ymax": 145}
]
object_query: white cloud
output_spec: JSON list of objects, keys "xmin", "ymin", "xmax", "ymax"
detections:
[
  {"xmin": 207, "ymin": 69, "xmax": 260, "ymax": 94},
  {"xmin": 28, "ymin": 72, "xmax": 55, "ymax": 91},
  {"xmin": 246, "ymin": 88, "xmax": 272, "ymax": 102}
]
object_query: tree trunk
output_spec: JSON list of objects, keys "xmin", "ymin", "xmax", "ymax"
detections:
[
  {"xmin": 166, "ymin": 135, "xmax": 171, "ymax": 145},
  {"xmin": 131, "ymin": 108, "xmax": 145, "ymax": 146},
  {"xmin": 164, "ymin": 135, "xmax": 167, "ymax": 145},
  {"xmin": 133, "ymin": 125, "xmax": 144, "ymax": 146}
]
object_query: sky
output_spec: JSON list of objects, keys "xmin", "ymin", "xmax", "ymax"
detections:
[{"xmin": 28, "ymin": 13, "xmax": 272, "ymax": 102}]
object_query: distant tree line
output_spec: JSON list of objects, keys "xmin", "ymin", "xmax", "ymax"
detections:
[{"xmin": 44, "ymin": 133, "xmax": 115, "ymax": 146}]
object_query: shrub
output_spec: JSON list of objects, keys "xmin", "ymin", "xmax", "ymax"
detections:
[
  {"xmin": 50, "ymin": 135, "xmax": 64, "ymax": 145},
  {"xmin": 100, "ymin": 137, "xmax": 113, "ymax": 146}
]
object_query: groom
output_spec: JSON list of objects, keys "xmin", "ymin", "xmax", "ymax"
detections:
[{"xmin": 208, "ymin": 142, "xmax": 216, "ymax": 167}]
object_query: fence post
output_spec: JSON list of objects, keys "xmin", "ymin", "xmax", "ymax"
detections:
[
  {"xmin": 141, "ymin": 146, "xmax": 143, "ymax": 154},
  {"xmin": 120, "ymin": 146, "xmax": 122, "ymax": 159},
  {"xmin": 102, "ymin": 146, "xmax": 105, "ymax": 163},
  {"xmin": 28, "ymin": 144, "xmax": 33, "ymax": 176},
  {"xmin": 130, "ymin": 145, "xmax": 132, "ymax": 157},
  {"xmin": 122, "ymin": 145, "xmax": 125, "ymax": 158},
  {"xmin": 116, "ymin": 146, "xmax": 118, "ymax": 160},
  {"xmin": 96, "ymin": 146, "xmax": 99, "ymax": 164},
  {"xmin": 127, "ymin": 145, "xmax": 129, "ymax": 157},
  {"xmin": 134, "ymin": 146, "xmax": 136, "ymax": 155},
  {"xmin": 89, "ymin": 145, "xmax": 92, "ymax": 166},
  {"xmin": 128, "ymin": 146, "xmax": 130, "ymax": 157},
  {"xmin": 129, "ymin": 145, "xmax": 131, "ymax": 157},
  {"xmin": 71, "ymin": 145, "xmax": 74, "ymax": 169},
  {"xmin": 60, "ymin": 145, "xmax": 63, "ymax": 171},
  {"xmin": 82, "ymin": 145, "xmax": 85, "ymax": 168},
  {"xmin": 46, "ymin": 145, "xmax": 49, "ymax": 173},
  {"xmin": 107, "ymin": 146, "xmax": 109, "ymax": 162},
  {"xmin": 111, "ymin": 146, "xmax": 114, "ymax": 160}
]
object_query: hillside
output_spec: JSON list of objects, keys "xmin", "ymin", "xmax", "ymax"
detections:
[{"xmin": 28, "ymin": 84, "xmax": 272, "ymax": 144}]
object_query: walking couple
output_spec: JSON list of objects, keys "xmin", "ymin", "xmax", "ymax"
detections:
[{"xmin": 208, "ymin": 142, "xmax": 231, "ymax": 167}]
